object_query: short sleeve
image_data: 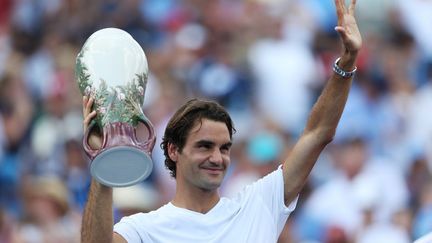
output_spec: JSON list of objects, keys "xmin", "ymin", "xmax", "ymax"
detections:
[
  {"xmin": 114, "ymin": 214, "xmax": 151, "ymax": 243},
  {"xmin": 247, "ymin": 166, "xmax": 298, "ymax": 233}
]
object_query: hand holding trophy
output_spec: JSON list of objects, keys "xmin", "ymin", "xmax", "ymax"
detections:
[{"xmin": 76, "ymin": 28, "xmax": 156, "ymax": 187}]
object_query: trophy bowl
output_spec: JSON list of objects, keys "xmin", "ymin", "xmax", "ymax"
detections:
[{"xmin": 75, "ymin": 28, "xmax": 156, "ymax": 187}]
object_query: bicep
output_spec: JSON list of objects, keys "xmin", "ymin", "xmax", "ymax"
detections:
[{"xmin": 113, "ymin": 232, "xmax": 128, "ymax": 243}]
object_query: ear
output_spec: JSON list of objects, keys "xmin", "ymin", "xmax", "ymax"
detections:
[{"xmin": 167, "ymin": 143, "xmax": 179, "ymax": 162}]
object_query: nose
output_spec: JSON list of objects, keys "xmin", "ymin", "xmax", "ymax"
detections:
[{"xmin": 209, "ymin": 149, "xmax": 223, "ymax": 164}]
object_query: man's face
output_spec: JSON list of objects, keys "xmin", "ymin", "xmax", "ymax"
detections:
[{"xmin": 171, "ymin": 119, "xmax": 232, "ymax": 191}]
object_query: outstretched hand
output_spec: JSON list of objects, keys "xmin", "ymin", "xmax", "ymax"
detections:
[{"xmin": 334, "ymin": 0, "xmax": 362, "ymax": 54}]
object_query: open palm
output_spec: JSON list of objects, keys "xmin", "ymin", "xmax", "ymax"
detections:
[{"xmin": 334, "ymin": 0, "xmax": 362, "ymax": 53}]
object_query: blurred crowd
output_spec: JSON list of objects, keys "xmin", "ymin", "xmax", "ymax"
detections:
[{"xmin": 0, "ymin": 0, "xmax": 431, "ymax": 242}]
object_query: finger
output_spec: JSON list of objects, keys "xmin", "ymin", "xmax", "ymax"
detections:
[
  {"xmin": 85, "ymin": 97, "xmax": 94, "ymax": 116},
  {"xmin": 335, "ymin": 26, "xmax": 348, "ymax": 42},
  {"xmin": 349, "ymin": 0, "xmax": 357, "ymax": 15},
  {"xmin": 89, "ymin": 110, "xmax": 97, "ymax": 118},
  {"xmin": 335, "ymin": 26, "xmax": 346, "ymax": 34},
  {"xmin": 83, "ymin": 96, "xmax": 88, "ymax": 114},
  {"xmin": 83, "ymin": 111, "xmax": 97, "ymax": 128},
  {"xmin": 334, "ymin": 0, "xmax": 345, "ymax": 25}
]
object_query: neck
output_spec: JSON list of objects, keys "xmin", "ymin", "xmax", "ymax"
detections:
[{"xmin": 172, "ymin": 184, "xmax": 220, "ymax": 214}]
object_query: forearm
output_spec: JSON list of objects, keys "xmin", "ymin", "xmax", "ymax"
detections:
[
  {"xmin": 81, "ymin": 179, "xmax": 114, "ymax": 243},
  {"xmin": 282, "ymin": 51, "xmax": 358, "ymax": 204},
  {"xmin": 282, "ymin": 0, "xmax": 361, "ymax": 204},
  {"xmin": 304, "ymin": 51, "xmax": 358, "ymax": 141}
]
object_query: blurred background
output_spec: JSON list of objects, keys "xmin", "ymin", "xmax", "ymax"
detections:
[{"xmin": 0, "ymin": 0, "xmax": 431, "ymax": 242}]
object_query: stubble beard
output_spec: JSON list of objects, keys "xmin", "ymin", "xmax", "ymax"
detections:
[{"xmin": 193, "ymin": 168, "xmax": 226, "ymax": 192}]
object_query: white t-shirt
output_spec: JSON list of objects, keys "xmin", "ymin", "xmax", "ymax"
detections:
[
  {"xmin": 114, "ymin": 168, "xmax": 298, "ymax": 243},
  {"xmin": 414, "ymin": 232, "xmax": 432, "ymax": 243}
]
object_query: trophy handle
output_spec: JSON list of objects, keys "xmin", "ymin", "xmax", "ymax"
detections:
[
  {"xmin": 83, "ymin": 121, "xmax": 103, "ymax": 159},
  {"xmin": 136, "ymin": 116, "xmax": 156, "ymax": 153}
]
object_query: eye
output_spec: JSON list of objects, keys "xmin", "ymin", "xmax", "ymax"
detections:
[
  {"xmin": 197, "ymin": 143, "xmax": 212, "ymax": 150},
  {"xmin": 220, "ymin": 145, "xmax": 231, "ymax": 154}
]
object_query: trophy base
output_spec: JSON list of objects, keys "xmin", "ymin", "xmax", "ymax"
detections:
[{"xmin": 90, "ymin": 146, "xmax": 153, "ymax": 187}]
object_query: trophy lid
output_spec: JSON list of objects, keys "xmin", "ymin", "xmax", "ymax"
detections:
[{"xmin": 76, "ymin": 28, "xmax": 148, "ymax": 92}]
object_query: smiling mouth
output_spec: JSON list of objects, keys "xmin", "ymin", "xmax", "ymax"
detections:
[{"xmin": 201, "ymin": 167, "xmax": 224, "ymax": 174}]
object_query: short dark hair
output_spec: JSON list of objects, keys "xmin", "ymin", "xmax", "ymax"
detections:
[{"xmin": 161, "ymin": 98, "xmax": 235, "ymax": 178}]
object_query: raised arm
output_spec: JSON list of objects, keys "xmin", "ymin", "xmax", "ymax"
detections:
[
  {"xmin": 80, "ymin": 96, "xmax": 126, "ymax": 243},
  {"xmin": 282, "ymin": 0, "xmax": 362, "ymax": 205}
]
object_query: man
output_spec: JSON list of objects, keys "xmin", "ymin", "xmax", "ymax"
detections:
[{"xmin": 81, "ymin": 0, "xmax": 362, "ymax": 242}]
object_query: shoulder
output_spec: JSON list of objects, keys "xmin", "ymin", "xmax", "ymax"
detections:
[
  {"xmin": 228, "ymin": 167, "xmax": 283, "ymax": 198},
  {"xmin": 117, "ymin": 203, "xmax": 173, "ymax": 226}
]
